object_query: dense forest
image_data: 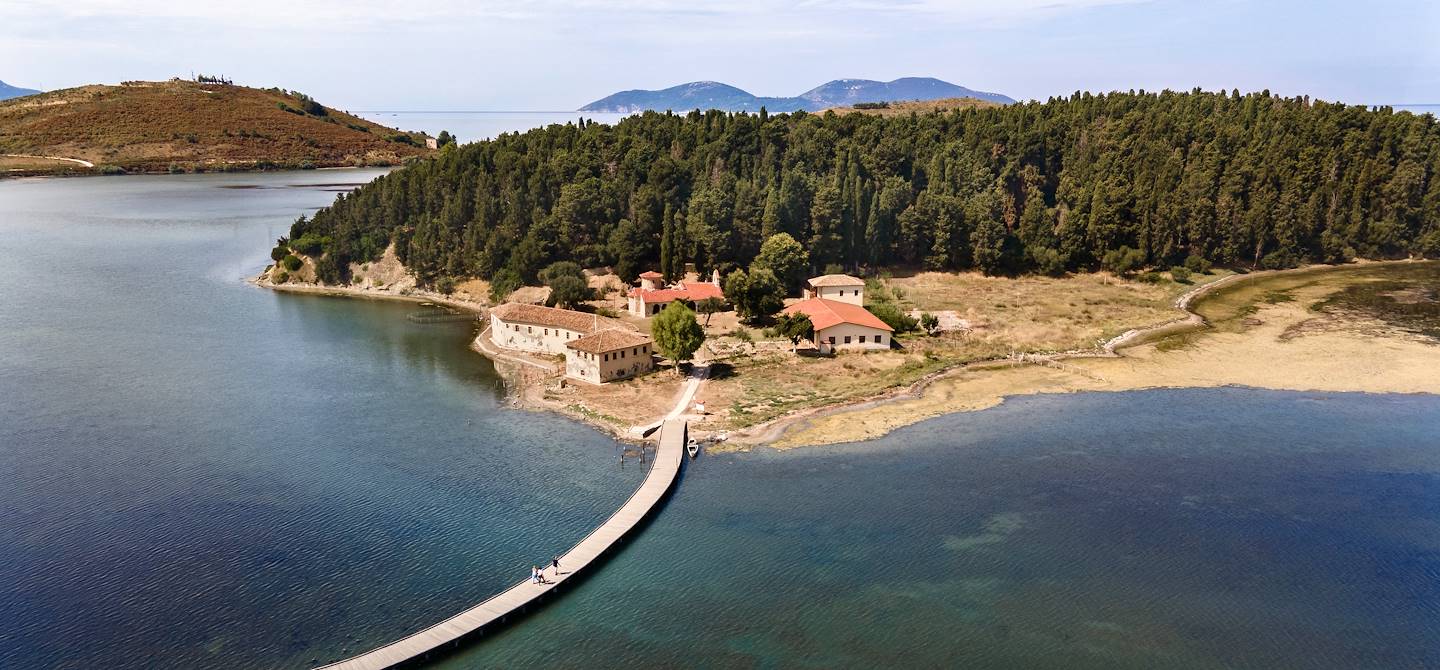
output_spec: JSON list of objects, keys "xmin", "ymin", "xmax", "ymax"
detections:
[{"xmin": 289, "ymin": 89, "xmax": 1440, "ymax": 286}]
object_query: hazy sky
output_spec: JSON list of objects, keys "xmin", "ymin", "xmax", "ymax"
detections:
[{"xmin": 4, "ymin": 0, "xmax": 1438, "ymax": 110}]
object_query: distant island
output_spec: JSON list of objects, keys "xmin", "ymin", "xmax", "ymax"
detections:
[
  {"xmin": 0, "ymin": 79, "xmax": 41, "ymax": 101},
  {"xmin": 0, "ymin": 78, "xmax": 435, "ymax": 176},
  {"xmin": 579, "ymin": 77, "xmax": 1015, "ymax": 113}
]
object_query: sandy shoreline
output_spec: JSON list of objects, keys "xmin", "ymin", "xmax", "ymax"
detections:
[
  {"xmin": 739, "ymin": 260, "xmax": 1440, "ymax": 450},
  {"xmin": 255, "ymin": 259, "xmax": 1440, "ymax": 452}
]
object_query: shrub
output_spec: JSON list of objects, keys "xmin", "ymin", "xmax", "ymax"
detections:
[
  {"xmin": 270, "ymin": 244, "xmax": 290, "ymax": 262},
  {"xmin": 1169, "ymin": 265, "xmax": 1192, "ymax": 283},
  {"xmin": 314, "ymin": 253, "xmax": 349, "ymax": 284},
  {"xmin": 538, "ymin": 261, "xmax": 584, "ymax": 284},
  {"xmin": 1183, "ymin": 254, "xmax": 1212, "ymax": 273},
  {"xmin": 435, "ymin": 277, "xmax": 456, "ymax": 295},
  {"xmin": 1032, "ymin": 247, "xmax": 1067, "ymax": 276},
  {"xmin": 1261, "ymin": 250, "xmax": 1299, "ymax": 270},
  {"xmin": 488, "ymin": 268, "xmax": 522, "ymax": 303},
  {"xmin": 920, "ymin": 312, "xmax": 941, "ymax": 336},
  {"xmin": 1137, "ymin": 271, "xmax": 1164, "ymax": 284},
  {"xmin": 731, "ymin": 327, "xmax": 753, "ymax": 343},
  {"xmin": 281, "ymin": 254, "xmax": 303, "ymax": 272},
  {"xmin": 298, "ymin": 95, "xmax": 325, "ymax": 116},
  {"xmin": 1101, "ymin": 246, "xmax": 1146, "ymax": 277},
  {"xmin": 546, "ymin": 275, "xmax": 591, "ymax": 307},
  {"xmin": 273, "ymin": 271, "xmax": 289, "ymax": 284},
  {"xmin": 869, "ymin": 303, "xmax": 918, "ymax": 333},
  {"xmin": 290, "ymin": 232, "xmax": 328, "ymax": 256}
]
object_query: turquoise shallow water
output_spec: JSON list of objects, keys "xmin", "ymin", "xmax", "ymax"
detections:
[
  {"xmin": 452, "ymin": 389, "xmax": 1440, "ymax": 669},
  {"xmin": 3, "ymin": 172, "xmax": 1439, "ymax": 669}
]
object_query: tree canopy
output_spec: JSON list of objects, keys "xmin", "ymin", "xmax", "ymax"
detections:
[
  {"xmin": 723, "ymin": 267, "xmax": 785, "ymax": 323},
  {"xmin": 291, "ymin": 90, "xmax": 1440, "ymax": 288},
  {"xmin": 650, "ymin": 301, "xmax": 705, "ymax": 372},
  {"xmin": 773, "ymin": 312, "xmax": 814, "ymax": 352}
]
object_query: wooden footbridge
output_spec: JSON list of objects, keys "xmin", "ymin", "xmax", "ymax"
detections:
[{"xmin": 314, "ymin": 419, "xmax": 688, "ymax": 670}]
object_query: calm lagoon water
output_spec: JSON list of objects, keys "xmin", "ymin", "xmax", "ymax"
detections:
[
  {"xmin": 3, "ymin": 172, "xmax": 1439, "ymax": 669},
  {"xmin": 0, "ymin": 171, "xmax": 640, "ymax": 669},
  {"xmin": 357, "ymin": 111, "xmax": 631, "ymax": 144}
]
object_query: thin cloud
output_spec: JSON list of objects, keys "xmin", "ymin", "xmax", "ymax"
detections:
[{"xmin": 2, "ymin": 0, "xmax": 1152, "ymax": 27}]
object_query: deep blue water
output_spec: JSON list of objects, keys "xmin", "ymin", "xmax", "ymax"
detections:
[{"xmin": 3, "ymin": 172, "xmax": 1439, "ymax": 669}]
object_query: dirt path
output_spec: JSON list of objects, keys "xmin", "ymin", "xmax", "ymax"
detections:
[
  {"xmin": 2, "ymin": 153, "xmax": 95, "ymax": 168},
  {"xmin": 725, "ymin": 260, "xmax": 1440, "ymax": 450}
]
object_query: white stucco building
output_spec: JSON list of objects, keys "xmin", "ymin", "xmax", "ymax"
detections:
[
  {"xmin": 565, "ymin": 329, "xmax": 655, "ymax": 384},
  {"xmin": 627, "ymin": 270, "xmax": 725, "ymax": 317},
  {"xmin": 489, "ymin": 302, "xmax": 654, "ymax": 384},
  {"xmin": 489, "ymin": 302, "xmax": 600, "ymax": 355},
  {"xmin": 783, "ymin": 274, "xmax": 892, "ymax": 354},
  {"xmin": 803, "ymin": 274, "xmax": 866, "ymax": 305}
]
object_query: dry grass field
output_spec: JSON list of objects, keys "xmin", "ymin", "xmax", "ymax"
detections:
[
  {"xmin": 700, "ymin": 269, "xmax": 1226, "ymax": 433},
  {"xmin": 0, "ymin": 80, "xmax": 432, "ymax": 174}
]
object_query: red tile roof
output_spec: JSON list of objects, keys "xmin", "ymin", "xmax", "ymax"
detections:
[
  {"xmin": 567, "ymin": 328, "xmax": 652, "ymax": 354},
  {"xmin": 807, "ymin": 274, "xmax": 865, "ymax": 287},
  {"xmin": 489, "ymin": 302, "xmax": 600, "ymax": 333},
  {"xmin": 782, "ymin": 298, "xmax": 893, "ymax": 332},
  {"xmin": 629, "ymin": 281, "xmax": 724, "ymax": 303},
  {"xmin": 638, "ymin": 271, "xmax": 664, "ymax": 279}
]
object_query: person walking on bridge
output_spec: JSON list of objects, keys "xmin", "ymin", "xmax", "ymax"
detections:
[{"xmin": 551, "ymin": 556, "xmax": 560, "ymax": 578}]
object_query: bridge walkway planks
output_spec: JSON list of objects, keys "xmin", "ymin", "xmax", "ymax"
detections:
[{"xmin": 314, "ymin": 419, "xmax": 688, "ymax": 670}]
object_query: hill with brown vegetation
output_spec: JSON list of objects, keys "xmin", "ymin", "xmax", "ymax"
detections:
[
  {"xmin": 824, "ymin": 96, "xmax": 1002, "ymax": 116},
  {"xmin": 0, "ymin": 79, "xmax": 433, "ymax": 176}
]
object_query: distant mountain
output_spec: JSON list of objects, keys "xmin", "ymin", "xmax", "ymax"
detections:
[
  {"xmin": 579, "ymin": 77, "xmax": 1013, "ymax": 113},
  {"xmin": 0, "ymin": 80, "xmax": 41, "ymax": 101}
]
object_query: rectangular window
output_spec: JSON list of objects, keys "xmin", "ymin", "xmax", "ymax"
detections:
[
  {"xmin": 844, "ymin": 336, "xmax": 852, "ymax": 344},
  {"xmin": 527, "ymin": 326, "xmax": 532, "ymax": 333},
  {"xmin": 828, "ymin": 336, "xmax": 835, "ymax": 344},
  {"xmin": 544, "ymin": 328, "xmax": 549, "ymax": 336},
  {"xmin": 604, "ymin": 353, "xmax": 609, "ymax": 361},
  {"xmin": 858, "ymin": 335, "xmax": 866, "ymax": 343}
]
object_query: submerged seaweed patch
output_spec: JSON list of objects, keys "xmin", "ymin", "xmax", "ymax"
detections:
[{"xmin": 1314, "ymin": 266, "xmax": 1440, "ymax": 341}]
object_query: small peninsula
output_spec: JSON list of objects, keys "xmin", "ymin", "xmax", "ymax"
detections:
[
  {"xmin": 256, "ymin": 88, "xmax": 1440, "ymax": 448},
  {"xmin": 0, "ymin": 78, "xmax": 433, "ymax": 177}
]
